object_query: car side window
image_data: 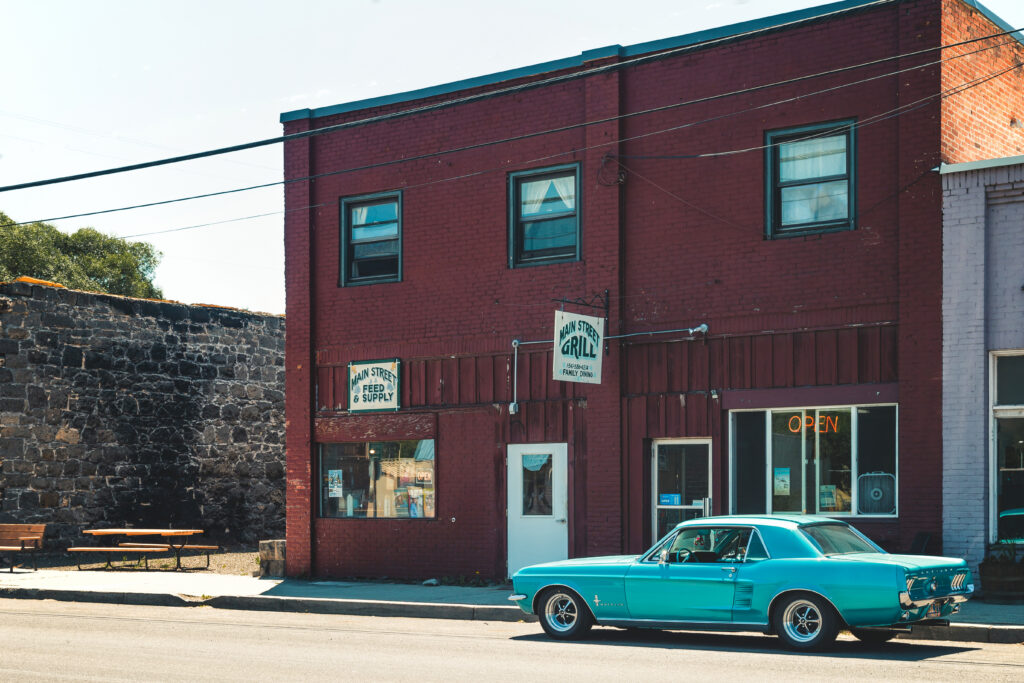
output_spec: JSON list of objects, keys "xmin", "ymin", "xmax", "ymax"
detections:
[
  {"xmin": 744, "ymin": 530, "xmax": 770, "ymax": 561},
  {"xmin": 714, "ymin": 528, "xmax": 752, "ymax": 563}
]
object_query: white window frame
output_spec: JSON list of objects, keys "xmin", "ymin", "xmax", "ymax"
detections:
[
  {"xmin": 989, "ymin": 351, "xmax": 1024, "ymax": 543},
  {"xmin": 728, "ymin": 404, "xmax": 899, "ymax": 518}
]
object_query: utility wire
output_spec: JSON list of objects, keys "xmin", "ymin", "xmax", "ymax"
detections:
[
  {"xmin": 120, "ymin": 57, "xmax": 1019, "ymax": 240},
  {"xmin": 613, "ymin": 61, "xmax": 1020, "ymax": 227},
  {"xmin": 0, "ymin": 16, "xmax": 1018, "ymax": 195},
  {"xmin": 11, "ymin": 34, "xmax": 1016, "ymax": 228}
]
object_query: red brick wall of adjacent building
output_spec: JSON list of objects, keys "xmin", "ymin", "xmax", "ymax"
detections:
[
  {"xmin": 283, "ymin": 0, "xmax": 1024, "ymax": 579},
  {"xmin": 941, "ymin": 0, "xmax": 1024, "ymax": 163}
]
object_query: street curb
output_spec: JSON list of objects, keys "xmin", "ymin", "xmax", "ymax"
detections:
[
  {"xmin": 0, "ymin": 587, "xmax": 537, "ymax": 623},
  {"xmin": 896, "ymin": 623, "xmax": 1024, "ymax": 644},
  {"xmin": 0, "ymin": 587, "xmax": 196, "ymax": 608},
  {"xmin": 2, "ymin": 587, "xmax": 1017, "ymax": 640},
  {"xmin": 205, "ymin": 595, "xmax": 537, "ymax": 622}
]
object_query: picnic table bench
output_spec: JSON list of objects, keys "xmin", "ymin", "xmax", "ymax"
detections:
[
  {"xmin": 67, "ymin": 529, "xmax": 218, "ymax": 570},
  {"xmin": 0, "ymin": 523, "xmax": 46, "ymax": 572}
]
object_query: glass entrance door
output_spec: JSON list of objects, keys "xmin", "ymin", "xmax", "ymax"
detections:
[{"xmin": 651, "ymin": 440, "xmax": 711, "ymax": 542}]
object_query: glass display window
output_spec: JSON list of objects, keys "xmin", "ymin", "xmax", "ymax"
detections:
[
  {"xmin": 318, "ymin": 439, "xmax": 435, "ymax": 519},
  {"xmin": 731, "ymin": 404, "xmax": 897, "ymax": 517}
]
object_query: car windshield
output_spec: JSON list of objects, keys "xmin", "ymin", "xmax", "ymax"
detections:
[{"xmin": 801, "ymin": 523, "xmax": 877, "ymax": 555}]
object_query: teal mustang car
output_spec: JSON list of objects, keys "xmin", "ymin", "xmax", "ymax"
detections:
[{"xmin": 509, "ymin": 515, "xmax": 973, "ymax": 649}]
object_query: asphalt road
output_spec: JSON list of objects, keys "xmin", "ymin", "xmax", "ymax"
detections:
[{"xmin": 1, "ymin": 598, "xmax": 1022, "ymax": 682}]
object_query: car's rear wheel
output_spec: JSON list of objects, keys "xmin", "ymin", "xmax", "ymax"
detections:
[
  {"xmin": 850, "ymin": 628, "xmax": 898, "ymax": 644},
  {"xmin": 538, "ymin": 588, "xmax": 593, "ymax": 640},
  {"xmin": 772, "ymin": 593, "xmax": 838, "ymax": 650}
]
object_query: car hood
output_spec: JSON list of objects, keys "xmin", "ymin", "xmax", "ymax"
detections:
[
  {"xmin": 829, "ymin": 553, "xmax": 967, "ymax": 570},
  {"xmin": 516, "ymin": 555, "xmax": 639, "ymax": 572}
]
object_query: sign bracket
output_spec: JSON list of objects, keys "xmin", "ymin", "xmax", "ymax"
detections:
[{"xmin": 551, "ymin": 289, "xmax": 609, "ymax": 354}]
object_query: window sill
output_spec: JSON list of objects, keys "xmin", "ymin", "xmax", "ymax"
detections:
[
  {"xmin": 340, "ymin": 277, "xmax": 401, "ymax": 287},
  {"xmin": 767, "ymin": 223, "xmax": 854, "ymax": 239},
  {"xmin": 511, "ymin": 256, "xmax": 580, "ymax": 269}
]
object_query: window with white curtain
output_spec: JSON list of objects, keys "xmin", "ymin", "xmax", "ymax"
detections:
[
  {"xmin": 509, "ymin": 165, "xmax": 579, "ymax": 266},
  {"xmin": 340, "ymin": 192, "xmax": 401, "ymax": 285},
  {"xmin": 765, "ymin": 121, "xmax": 854, "ymax": 238}
]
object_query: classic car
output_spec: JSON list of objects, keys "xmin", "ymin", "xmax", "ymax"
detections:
[{"xmin": 509, "ymin": 515, "xmax": 973, "ymax": 649}]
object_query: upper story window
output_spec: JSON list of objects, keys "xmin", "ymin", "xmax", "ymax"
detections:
[
  {"xmin": 765, "ymin": 121, "xmax": 854, "ymax": 238},
  {"xmin": 341, "ymin": 192, "xmax": 401, "ymax": 285},
  {"xmin": 509, "ymin": 164, "xmax": 580, "ymax": 267}
]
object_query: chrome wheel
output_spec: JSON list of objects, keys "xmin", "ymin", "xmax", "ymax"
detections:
[
  {"xmin": 772, "ymin": 593, "xmax": 837, "ymax": 650},
  {"xmin": 544, "ymin": 592, "xmax": 579, "ymax": 633},
  {"xmin": 538, "ymin": 588, "xmax": 592, "ymax": 640},
  {"xmin": 782, "ymin": 599, "xmax": 822, "ymax": 643}
]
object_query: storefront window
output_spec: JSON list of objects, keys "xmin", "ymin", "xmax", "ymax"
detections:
[
  {"xmin": 994, "ymin": 355, "xmax": 1024, "ymax": 541},
  {"xmin": 319, "ymin": 440, "xmax": 435, "ymax": 519},
  {"xmin": 995, "ymin": 419, "xmax": 1024, "ymax": 541},
  {"xmin": 732, "ymin": 405, "xmax": 896, "ymax": 517}
]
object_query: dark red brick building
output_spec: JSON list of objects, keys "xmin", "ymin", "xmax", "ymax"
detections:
[{"xmin": 281, "ymin": 0, "xmax": 1024, "ymax": 579}]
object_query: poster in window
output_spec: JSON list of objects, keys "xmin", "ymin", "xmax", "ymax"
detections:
[
  {"xmin": 819, "ymin": 484, "xmax": 837, "ymax": 510},
  {"xmin": 552, "ymin": 310, "xmax": 604, "ymax": 384},
  {"xmin": 408, "ymin": 486, "xmax": 423, "ymax": 518},
  {"xmin": 773, "ymin": 468, "xmax": 791, "ymax": 495},
  {"xmin": 327, "ymin": 470, "xmax": 344, "ymax": 498},
  {"xmin": 348, "ymin": 359, "xmax": 400, "ymax": 413}
]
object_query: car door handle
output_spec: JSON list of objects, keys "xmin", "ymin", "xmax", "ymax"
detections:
[{"xmin": 721, "ymin": 567, "xmax": 736, "ymax": 573}]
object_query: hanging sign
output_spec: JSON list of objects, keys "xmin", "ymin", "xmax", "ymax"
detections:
[
  {"xmin": 348, "ymin": 358, "xmax": 400, "ymax": 413},
  {"xmin": 552, "ymin": 310, "xmax": 604, "ymax": 384}
]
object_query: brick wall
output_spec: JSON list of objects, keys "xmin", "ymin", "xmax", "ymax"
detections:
[
  {"xmin": 283, "ymin": 0, "xmax": 1024, "ymax": 578},
  {"xmin": 0, "ymin": 281, "xmax": 285, "ymax": 546},
  {"xmin": 942, "ymin": 161, "xmax": 1024, "ymax": 572}
]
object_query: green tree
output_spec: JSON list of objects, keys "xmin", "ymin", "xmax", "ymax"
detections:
[{"xmin": 0, "ymin": 212, "xmax": 163, "ymax": 298}]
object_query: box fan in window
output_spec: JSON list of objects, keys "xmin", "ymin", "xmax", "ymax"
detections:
[{"xmin": 857, "ymin": 472, "xmax": 895, "ymax": 515}]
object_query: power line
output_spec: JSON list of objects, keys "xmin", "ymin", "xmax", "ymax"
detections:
[
  {"xmin": 120, "ymin": 57, "xmax": 1020, "ymax": 241},
  {"xmin": 614, "ymin": 61, "xmax": 1020, "ymax": 228},
  {"xmin": 0, "ymin": 16, "xmax": 1018, "ymax": 195},
  {"xmin": 11, "ymin": 33, "xmax": 1016, "ymax": 228}
]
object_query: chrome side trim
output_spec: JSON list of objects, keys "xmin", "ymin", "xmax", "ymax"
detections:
[
  {"xmin": 600, "ymin": 619, "xmax": 769, "ymax": 631},
  {"xmin": 508, "ymin": 594, "xmax": 527, "ymax": 602}
]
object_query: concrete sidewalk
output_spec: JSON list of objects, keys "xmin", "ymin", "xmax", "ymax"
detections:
[{"xmin": 1, "ymin": 568, "xmax": 1022, "ymax": 644}]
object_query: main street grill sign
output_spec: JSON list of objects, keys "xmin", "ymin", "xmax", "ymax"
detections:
[
  {"xmin": 348, "ymin": 359, "xmax": 400, "ymax": 413},
  {"xmin": 552, "ymin": 310, "xmax": 604, "ymax": 384}
]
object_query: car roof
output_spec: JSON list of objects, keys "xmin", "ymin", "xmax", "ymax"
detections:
[{"xmin": 673, "ymin": 514, "xmax": 846, "ymax": 530}]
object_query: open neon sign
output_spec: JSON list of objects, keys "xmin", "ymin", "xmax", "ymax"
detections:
[{"xmin": 788, "ymin": 414, "xmax": 841, "ymax": 433}]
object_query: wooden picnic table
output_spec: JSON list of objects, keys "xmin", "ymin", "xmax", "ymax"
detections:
[{"xmin": 75, "ymin": 529, "xmax": 211, "ymax": 570}]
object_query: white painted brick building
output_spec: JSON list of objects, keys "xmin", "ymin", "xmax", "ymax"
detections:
[{"xmin": 942, "ymin": 155, "xmax": 1024, "ymax": 575}]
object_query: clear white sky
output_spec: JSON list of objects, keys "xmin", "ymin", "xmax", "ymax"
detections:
[{"xmin": 2, "ymin": 0, "xmax": 1022, "ymax": 314}]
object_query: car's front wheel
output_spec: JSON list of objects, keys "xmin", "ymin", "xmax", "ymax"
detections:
[
  {"xmin": 538, "ymin": 588, "xmax": 593, "ymax": 640},
  {"xmin": 772, "ymin": 593, "xmax": 838, "ymax": 650},
  {"xmin": 850, "ymin": 628, "xmax": 898, "ymax": 644}
]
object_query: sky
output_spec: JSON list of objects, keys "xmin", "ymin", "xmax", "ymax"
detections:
[{"xmin": 3, "ymin": 0, "xmax": 1023, "ymax": 315}]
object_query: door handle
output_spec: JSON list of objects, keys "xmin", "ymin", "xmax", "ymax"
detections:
[
  {"xmin": 555, "ymin": 518, "xmax": 567, "ymax": 524},
  {"xmin": 721, "ymin": 566, "xmax": 736, "ymax": 573}
]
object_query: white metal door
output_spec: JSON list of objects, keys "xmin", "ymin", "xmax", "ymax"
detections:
[{"xmin": 507, "ymin": 443, "xmax": 568, "ymax": 577}]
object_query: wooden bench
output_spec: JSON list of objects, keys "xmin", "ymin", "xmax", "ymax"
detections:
[
  {"xmin": 66, "ymin": 546, "xmax": 168, "ymax": 570},
  {"xmin": 0, "ymin": 523, "xmax": 46, "ymax": 572},
  {"xmin": 118, "ymin": 542, "xmax": 220, "ymax": 568}
]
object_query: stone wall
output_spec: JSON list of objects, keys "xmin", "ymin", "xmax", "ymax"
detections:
[{"xmin": 0, "ymin": 280, "xmax": 286, "ymax": 546}]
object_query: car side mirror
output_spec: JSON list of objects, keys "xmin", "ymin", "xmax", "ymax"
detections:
[{"xmin": 659, "ymin": 549, "xmax": 669, "ymax": 565}]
